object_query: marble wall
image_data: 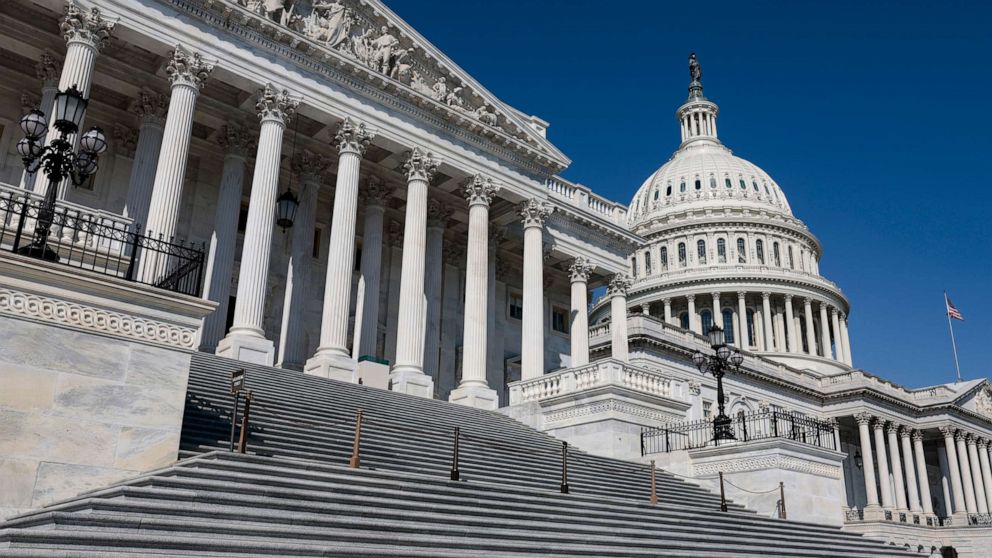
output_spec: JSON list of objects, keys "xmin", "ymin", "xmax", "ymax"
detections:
[{"xmin": 0, "ymin": 316, "xmax": 191, "ymax": 520}]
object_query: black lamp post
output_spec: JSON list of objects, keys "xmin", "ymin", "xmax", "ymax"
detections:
[
  {"xmin": 16, "ymin": 85, "xmax": 107, "ymax": 261},
  {"xmin": 275, "ymin": 188, "xmax": 299, "ymax": 232},
  {"xmin": 692, "ymin": 324, "xmax": 745, "ymax": 442}
]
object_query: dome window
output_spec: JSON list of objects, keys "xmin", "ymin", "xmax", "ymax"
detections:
[
  {"xmin": 653, "ymin": 189, "xmax": 659, "ymax": 200},
  {"xmin": 756, "ymin": 240, "xmax": 765, "ymax": 264},
  {"xmin": 739, "ymin": 178, "xmax": 746, "ymax": 190},
  {"xmin": 788, "ymin": 245, "xmax": 795, "ymax": 269},
  {"xmin": 773, "ymin": 242, "xmax": 781, "ymax": 267},
  {"xmin": 680, "ymin": 180, "xmax": 686, "ymax": 193},
  {"xmin": 737, "ymin": 238, "xmax": 747, "ymax": 263},
  {"xmin": 710, "ymin": 177, "xmax": 717, "ymax": 189},
  {"xmin": 700, "ymin": 309, "xmax": 713, "ymax": 335},
  {"xmin": 764, "ymin": 184, "xmax": 770, "ymax": 195},
  {"xmin": 697, "ymin": 239, "xmax": 707, "ymax": 264},
  {"xmin": 678, "ymin": 242, "xmax": 687, "ymax": 267},
  {"xmin": 717, "ymin": 238, "xmax": 726, "ymax": 263},
  {"xmin": 660, "ymin": 247, "xmax": 668, "ymax": 270},
  {"xmin": 725, "ymin": 178, "xmax": 732, "ymax": 189},
  {"xmin": 722, "ymin": 309, "xmax": 736, "ymax": 344},
  {"xmin": 679, "ymin": 312, "xmax": 690, "ymax": 330},
  {"xmin": 666, "ymin": 185, "xmax": 672, "ymax": 196},
  {"xmin": 752, "ymin": 180, "xmax": 759, "ymax": 192},
  {"xmin": 694, "ymin": 179, "xmax": 702, "ymax": 190}
]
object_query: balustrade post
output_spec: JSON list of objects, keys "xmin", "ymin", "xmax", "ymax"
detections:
[
  {"xmin": 350, "ymin": 410, "xmax": 364, "ymax": 469},
  {"xmin": 560, "ymin": 441, "xmax": 570, "ymax": 494},
  {"xmin": 450, "ymin": 427, "xmax": 461, "ymax": 481},
  {"xmin": 650, "ymin": 460, "xmax": 658, "ymax": 505},
  {"xmin": 719, "ymin": 471, "xmax": 728, "ymax": 512}
]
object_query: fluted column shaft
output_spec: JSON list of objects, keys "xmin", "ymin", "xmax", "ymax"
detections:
[
  {"xmin": 819, "ymin": 303, "xmax": 832, "ymax": 358},
  {"xmin": 856, "ymin": 415, "xmax": 881, "ymax": 508},
  {"xmin": 199, "ymin": 147, "xmax": 248, "ymax": 351},
  {"xmin": 967, "ymin": 437, "xmax": 988, "ymax": 514},
  {"xmin": 423, "ymin": 212, "xmax": 446, "ymax": 380},
  {"xmin": 611, "ymin": 289, "xmax": 629, "ymax": 362},
  {"xmin": 761, "ymin": 293, "xmax": 774, "ymax": 351},
  {"xmin": 943, "ymin": 429, "xmax": 968, "ymax": 515},
  {"xmin": 519, "ymin": 200, "xmax": 551, "ymax": 380},
  {"xmin": 569, "ymin": 259, "xmax": 592, "ymax": 367},
  {"xmin": 122, "ymin": 116, "xmax": 165, "ymax": 229},
  {"xmin": 900, "ymin": 430, "xmax": 922, "ymax": 513},
  {"xmin": 357, "ymin": 188, "xmax": 386, "ymax": 358},
  {"xmin": 831, "ymin": 308, "xmax": 843, "ymax": 363},
  {"xmin": 687, "ymin": 295, "xmax": 697, "ymax": 332},
  {"xmin": 978, "ymin": 441, "xmax": 992, "ymax": 516},
  {"xmin": 840, "ymin": 315, "xmax": 853, "ymax": 366},
  {"xmin": 711, "ymin": 292, "xmax": 721, "ymax": 330},
  {"xmin": 663, "ymin": 298, "xmax": 673, "ymax": 325},
  {"xmin": 956, "ymin": 433, "xmax": 978, "ymax": 513},
  {"xmin": 887, "ymin": 425, "xmax": 908, "ymax": 511},
  {"xmin": 803, "ymin": 299, "xmax": 817, "ymax": 355},
  {"xmin": 737, "ymin": 292, "xmax": 747, "ymax": 348},
  {"xmin": 913, "ymin": 432, "xmax": 935, "ymax": 515},
  {"xmin": 278, "ymin": 165, "xmax": 323, "ymax": 370},
  {"xmin": 783, "ymin": 295, "xmax": 797, "ymax": 353},
  {"xmin": 873, "ymin": 422, "xmax": 894, "ymax": 509}
]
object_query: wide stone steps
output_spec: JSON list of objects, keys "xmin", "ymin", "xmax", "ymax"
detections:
[{"xmin": 0, "ymin": 452, "xmax": 910, "ymax": 558}]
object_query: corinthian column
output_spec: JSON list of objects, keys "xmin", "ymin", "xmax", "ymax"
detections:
[
  {"xmin": 873, "ymin": 420, "xmax": 894, "ymax": 510},
  {"xmin": 802, "ymin": 298, "xmax": 817, "ymax": 355},
  {"xmin": 819, "ymin": 302, "xmax": 832, "ymax": 358},
  {"xmin": 519, "ymin": 199, "xmax": 553, "ymax": 380},
  {"xmin": 357, "ymin": 177, "xmax": 389, "ymax": 359},
  {"xmin": 609, "ymin": 274, "xmax": 632, "ymax": 362},
  {"xmin": 783, "ymin": 294, "xmax": 797, "ymax": 353},
  {"xmin": 854, "ymin": 413, "xmax": 882, "ymax": 518},
  {"xmin": 941, "ymin": 427, "xmax": 968, "ymax": 517},
  {"xmin": 761, "ymin": 292, "xmax": 774, "ymax": 351},
  {"xmin": 34, "ymin": 1, "xmax": 116, "ymax": 199},
  {"xmin": 305, "ymin": 118, "xmax": 375, "ymax": 379},
  {"xmin": 978, "ymin": 438, "xmax": 992, "ymax": 516},
  {"xmin": 569, "ymin": 257, "xmax": 593, "ymax": 367},
  {"xmin": 913, "ymin": 430, "xmax": 935, "ymax": 516},
  {"xmin": 20, "ymin": 52, "xmax": 60, "ymax": 192},
  {"xmin": 886, "ymin": 423, "xmax": 908, "ymax": 511},
  {"xmin": 966, "ymin": 434, "xmax": 989, "ymax": 513},
  {"xmin": 956, "ymin": 431, "xmax": 978, "ymax": 513},
  {"xmin": 199, "ymin": 124, "xmax": 253, "ymax": 351},
  {"xmin": 389, "ymin": 148, "xmax": 439, "ymax": 397},
  {"xmin": 216, "ymin": 84, "xmax": 298, "ymax": 365},
  {"xmin": 840, "ymin": 313, "xmax": 854, "ymax": 366},
  {"xmin": 450, "ymin": 175, "xmax": 500, "ymax": 409},
  {"xmin": 277, "ymin": 150, "xmax": 328, "ymax": 370},
  {"xmin": 830, "ymin": 308, "xmax": 843, "ymax": 363},
  {"xmin": 900, "ymin": 427, "xmax": 922, "ymax": 513},
  {"xmin": 122, "ymin": 91, "xmax": 169, "ymax": 229},
  {"xmin": 139, "ymin": 46, "xmax": 213, "ymax": 282},
  {"xmin": 423, "ymin": 199, "xmax": 451, "ymax": 383}
]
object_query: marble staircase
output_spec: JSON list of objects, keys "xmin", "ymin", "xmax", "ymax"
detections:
[{"xmin": 0, "ymin": 353, "xmax": 913, "ymax": 557}]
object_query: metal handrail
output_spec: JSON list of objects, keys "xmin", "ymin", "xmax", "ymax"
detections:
[{"xmin": 641, "ymin": 409, "xmax": 836, "ymax": 455}]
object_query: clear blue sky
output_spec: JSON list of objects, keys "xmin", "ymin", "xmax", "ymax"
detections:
[{"xmin": 386, "ymin": 0, "xmax": 991, "ymax": 389}]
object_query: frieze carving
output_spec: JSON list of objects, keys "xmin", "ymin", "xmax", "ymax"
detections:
[
  {"xmin": 0, "ymin": 288, "xmax": 197, "ymax": 349},
  {"xmin": 256, "ymin": 82, "xmax": 299, "ymax": 123},
  {"xmin": 166, "ymin": 45, "xmax": 214, "ymax": 90},
  {"xmin": 973, "ymin": 385, "xmax": 992, "ymax": 420},
  {"xmin": 61, "ymin": 0, "xmax": 116, "ymax": 50},
  {"xmin": 693, "ymin": 455, "xmax": 841, "ymax": 480}
]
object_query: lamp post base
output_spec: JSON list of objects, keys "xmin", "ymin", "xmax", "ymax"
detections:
[{"xmin": 15, "ymin": 241, "xmax": 59, "ymax": 263}]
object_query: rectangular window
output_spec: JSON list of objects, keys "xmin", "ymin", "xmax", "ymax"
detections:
[
  {"xmin": 737, "ymin": 239, "xmax": 747, "ymax": 263},
  {"xmin": 644, "ymin": 252, "xmax": 652, "ymax": 275},
  {"xmin": 508, "ymin": 292, "xmax": 523, "ymax": 320},
  {"xmin": 631, "ymin": 255, "xmax": 638, "ymax": 277},
  {"xmin": 717, "ymin": 238, "xmax": 726, "ymax": 263},
  {"xmin": 703, "ymin": 400, "xmax": 713, "ymax": 421},
  {"xmin": 678, "ymin": 243, "xmax": 687, "ymax": 267},
  {"xmin": 660, "ymin": 247, "xmax": 668, "ymax": 270},
  {"xmin": 697, "ymin": 240, "xmax": 707, "ymax": 265},
  {"xmin": 312, "ymin": 227, "xmax": 322, "ymax": 259},
  {"xmin": 551, "ymin": 305, "xmax": 569, "ymax": 334}
]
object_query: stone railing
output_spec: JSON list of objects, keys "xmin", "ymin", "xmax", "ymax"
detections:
[
  {"xmin": 589, "ymin": 321, "xmax": 611, "ymax": 340},
  {"xmin": 0, "ymin": 182, "xmax": 134, "ymax": 238},
  {"xmin": 545, "ymin": 176, "xmax": 627, "ymax": 225},
  {"xmin": 508, "ymin": 358, "xmax": 682, "ymax": 405},
  {"xmin": 632, "ymin": 263, "xmax": 843, "ymax": 294},
  {"xmin": 819, "ymin": 369, "xmax": 960, "ymax": 404}
]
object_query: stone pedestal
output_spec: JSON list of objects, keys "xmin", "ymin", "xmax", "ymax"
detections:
[
  {"xmin": 304, "ymin": 353, "xmax": 358, "ymax": 383},
  {"xmin": 215, "ymin": 334, "xmax": 276, "ymax": 366}
]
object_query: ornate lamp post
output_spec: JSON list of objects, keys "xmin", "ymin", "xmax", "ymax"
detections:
[
  {"xmin": 16, "ymin": 85, "xmax": 107, "ymax": 261},
  {"xmin": 691, "ymin": 324, "xmax": 745, "ymax": 441}
]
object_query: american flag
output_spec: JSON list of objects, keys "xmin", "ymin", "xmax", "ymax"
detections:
[{"xmin": 945, "ymin": 293, "xmax": 964, "ymax": 321}]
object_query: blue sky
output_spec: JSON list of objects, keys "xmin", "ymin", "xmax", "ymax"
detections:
[{"xmin": 386, "ymin": 0, "xmax": 991, "ymax": 388}]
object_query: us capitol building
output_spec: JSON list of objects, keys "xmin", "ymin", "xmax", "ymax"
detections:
[{"xmin": 0, "ymin": 0, "xmax": 989, "ymax": 556}]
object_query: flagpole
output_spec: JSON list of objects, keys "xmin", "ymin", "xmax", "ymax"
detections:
[{"xmin": 945, "ymin": 291, "xmax": 963, "ymax": 383}]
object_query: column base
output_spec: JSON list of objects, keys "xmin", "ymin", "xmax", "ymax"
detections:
[
  {"xmin": 448, "ymin": 383, "xmax": 499, "ymax": 411},
  {"xmin": 216, "ymin": 332, "xmax": 275, "ymax": 366},
  {"xmin": 389, "ymin": 366, "xmax": 434, "ymax": 398},
  {"xmin": 277, "ymin": 360, "xmax": 305, "ymax": 372},
  {"xmin": 862, "ymin": 505, "xmax": 886, "ymax": 521},
  {"xmin": 304, "ymin": 352, "xmax": 358, "ymax": 383},
  {"xmin": 952, "ymin": 511, "xmax": 970, "ymax": 523}
]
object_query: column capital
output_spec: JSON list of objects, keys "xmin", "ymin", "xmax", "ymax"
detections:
[
  {"xmin": 912, "ymin": 429, "xmax": 925, "ymax": 443},
  {"xmin": 388, "ymin": 220, "xmax": 403, "ymax": 246},
  {"xmin": 802, "ymin": 297, "xmax": 813, "ymax": 307},
  {"xmin": 607, "ymin": 274, "xmax": 632, "ymax": 298},
  {"xmin": 216, "ymin": 124, "xmax": 255, "ymax": 157},
  {"xmin": 360, "ymin": 176, "xmax": 390, "ymax": 208},
  {"xmin": 403, "ymin": 147, "xmax": 439, "ymax": 182},
  {"xmin": 35, "ymin": 51, "xmax": 60, "ymax": 85},
  {"xmin": 784, "ymin": 293, "xmax": 794, "ymax": 302},
  {"xmin": 518, "ymin": 198, "xmax": 553, "ymax": 228},
  {"xmin": 839, "ymin": 311, "xmax": 848, "ymax": 320},
  {"xmin": 662, "ymin": 297, "xmax": 672, "ymax": 306},
  {"xmin": 854, "ymin": 412, "xmax": 873, "ymax": 426},
  {"xmin": 978, "ymin": 438, "xmax": 989, "ymax": 450},
  {"xmin": 939, "ymin": 426, "xmax": 957, "ymax": 439},
  {"xmin": 488, "ymin": 224, "xmax": 505, "ymax": 250},
  {"xmin": 965, "ymin": 432, "xmax": 978, "ymax": 445},
  {"xmin": 442, "ymin": 243, "xmax": 464, "ymax": 264},
  {"xmin": 737, "ymin": 291, "xmax": 747, "ymax": 300},
  {"xmin": 291, "ymin": 149, "xmax": 330, "ymax": 182},
  {"xmin": 885, "ymin": 422, "xmax": 901, "ymax": 435},
  {"xmin": 761, "ymin": 291, "xmax": 771, "ymax": 301},
  {"xmin": 426, "ymin": 199, "xmax": 452, "ymax": 228},
  {"xmin": 256, "ymin": 82, "xmax": 298, "ymax": 124},
  {"xmin": 872, "ymin": 419, "xmax": 886, "ymax": 432},
  {"xmin": 112, "ymin": 123, "xmax": 138, "ymax": 158},
  {"xmin": 568, "ymin": 257, "xmax": 593, "ymax": 284},
  {"xmin": 831, "ymin": 306, "xmax": 840, "ymax": 317},
  {"xmin": 711, "ymin": 291, "xmax": 722, "ymax": 301},
  {"xmin": 334, "ymin": 117, "xmax": 375, "ymax": 156},
  {"xmin": 898, "ymin": 425, "xmax": 913, "ymax": 439},
  {"xmin": 20, "ymin": 92, "xmax": 38, "ymax": 115},
  {"xmin": 166, "ymin": 45, "xmax": 214, "ymax": 91},
  {"xmin": 686, "ymin": 294, "xmax": 696, "ymax": 302},
  {"xmin": 61, "ymin": 0, "xmax": 116, "ymax": 51},
  {"xmin": 129, "ymin": 90, "xmax": 169, "ymax": 126},
  {"xmin": 463, "ymin": 174, "xmax": 500, "ymax": 207}
]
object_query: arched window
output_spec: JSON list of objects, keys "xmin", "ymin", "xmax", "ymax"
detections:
[
  {"xmin": 710, "ymin": 177, "xmax": 717, "ymax": 188},
  {"xmin": 631, "ymin": 255, "xmax": 638, "ymax": 277},
  {"xmin": 787, "ymin": 246, "xmax": 795, "ymax": 269},
  {"xmin": 746, "ymin": 309, "xmax": 756, "ymax": 346},
  {"xmin": 666, "ymin": 184, "xmax": 672, "ymax": 196},
  {"xmin": 644, "ymin": 251, "xmax": 652, "ymax": 274},
  {"xmin": 752, "ymin": 180, "xmax": 759, "ymax": 191},
  {"xmin": 725, "ymin": 177, "xmax": 733, "ymax": 189},
  {"xmin": 700, "ymin": 309, "xmax": 713, "ymax": 334},
  {"xmin": 694, "ymin": 179, "xmax": 702, "ymax": 190},
  {"xmin": 697, "ymin": 239, "xmax": 707, "ymax": 264},
  {"xmin": 678, "ymin": 242, "xmax": 687, "ymax": 266},
  {"xmin": 680, "ymin": 312, "xmax": 690, "ymax": 330},
  {"xmin": 723, "ymin": 309, "xmax": 736, "ymax": 344},
  {"xmin": 660, "ymin": 246, "xmax": 668, "ymax": 270},
  {"xmin": 653, "ymin": 189, "xmax": 659, "ymax": 200},
  {"xmin": 739, "ymin": 178, "xmax": 747, "ymax": 190},
  {"xmin": 737, "ymin": 238, "xmax": 747, "ymax": 263},
  {"xmin": 756, "ymin": 240, "xmax": 765, "ymax": 264},
  {"xmin": 773, "ymin": 242, "xmax": 781, "ymax": 266},
  {"xmin": 717, "ymin": 238, "xmax": 726, "ymax": 263},
  {"xmin": 680, "ymin": 180, "xmax": 686, "ymax": 193}
]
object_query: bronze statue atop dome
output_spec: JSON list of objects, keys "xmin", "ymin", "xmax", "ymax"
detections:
[{"xmin": 689, "ymin": 52, "xmax": 702, "ymax": 83}]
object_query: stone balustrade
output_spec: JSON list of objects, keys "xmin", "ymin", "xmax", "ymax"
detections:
[
  {"xmin": 545, "ymin": 176, "xmax": 627, "ymax": 225},
  {"xmin": 508, "ymin": 358, "xmax": 679, "ymax": 405}
]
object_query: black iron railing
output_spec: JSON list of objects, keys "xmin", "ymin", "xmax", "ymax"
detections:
[
  {"xmin": 641, "ymin": 409, "xmax": 837, "ymax": 455},
  {"xmin": 0, "ymin": 188, "xmax": 205, "ymax": 296}
]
